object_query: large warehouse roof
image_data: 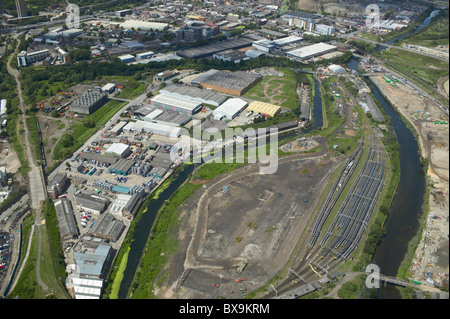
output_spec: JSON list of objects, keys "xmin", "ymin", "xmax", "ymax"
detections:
[
  {"xmin": 120, "ymin": 19, "xmax": 169, "ymax": 31},
  {"xmin": 123, "ymin": 120, "xmax": 182, "ymax": 138},
  {"xmin": 192, "ymin": 69, "xmax": 262, "ymax": 95},
  {"xmin": 105, "ymin": 143, "xmax": 129, "ymax": 157},
  {"xmin": 247, "ymin": 101, "xmax": 281, "ymax": 117},
  {"xmin": 150, "ymin": 94, "xmax": 203, "ymax": 113},
  {"xmin": 213, "ymin": 98, "xmax": 248, "ymax": 120},
  {"xmin": 160, "ymin": 84, "xmax": 227, "ymax": 107},
  {"xmin": 286, "ymin": 42, "xmax": 336, "ymax": 60}
]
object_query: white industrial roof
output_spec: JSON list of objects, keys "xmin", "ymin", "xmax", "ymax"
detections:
[
  {"xmin": 123, "ymin": 120, "xmax": 182, "ymax": 137},
  {"xmin": 120, "ymin": 19, "xmax": 169, "ymax": 31},
  {"xmin": 118, "ymin": 54, "xmax": 135, "ymax": 61},
  {"xmin": 144, "ymin": 109, "xmax": 164, "ymax": 120},
  {"xmin": 106, "ymin": 143, "xmax": 129, "ymax": 155},
  {"xmin": 273, "ymin": 35, "xmax": 302, "ymax": 46},
  {"xmin": 150, "ymin": 94, "xmax": 203, "ymax": 112},
  {"xmin": 213, "ymin": 98, "xmax": 248, "ymax": 120},
  {"xmin": 286, "ymin": 42, "xmax": 336, "ymax": 59},
  {"xmin": 0, "ymin": 99, "xmax": 6, "ymax": 115}
]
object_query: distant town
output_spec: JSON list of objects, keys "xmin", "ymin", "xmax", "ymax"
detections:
[{"xmin": 0, "ymin": 0, "xmax": 448, "ymax": 302}]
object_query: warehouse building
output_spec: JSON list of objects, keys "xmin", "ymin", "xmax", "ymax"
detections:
[
  {"xmin": 247, "ymin": 101, "xmax": 281, "ymax": 117},
  {"xmin": 87, "ymin": 213, "xmax": 126, "ymax": 242},
  {"xmin": 109, "ymin": 158, "xmax": 135, "ymax": 176},
  {"xmin": 120, "ymin": 19, "xmax": 169, "ymax": 31},
  {"xmin": 192, "ymin": 69, "xmax": 262, "ymax": 96},
  {"xmin": 122, "ymin": 194, "xmax": 143, "ymax": 220},
  {"xmin": 105, "ymin": 143, "xmax": 131, "ymax": 158},
  {"xmin": 272, "ymin": 35, "xmax": 303, "ymax": 47},
  {"xmin": 151, "ymin": 152, "xmax": 173, "ymax": 170},
  {"xmin": 123, "ymin": 120, "xmax": 182, "ymax": 138},
  {"xmin": 70, "ymin": 89, "xmax": 108, "ymax": 114},
  {"xmin": 286, "ymin": 42, "xmax": 337, "ymax": 61},
  {"xmin": 47, "ymin": 172, "xmax": 69, "ymax": 199},
  {"xmin": 118, "ymin": 54, "xmax": 136, "ymax": 63},
  {"xmin": 212, "ymin": 49, "xmax": 250, "ymax": 63},
  {"xmin": 110, "ymin": 121, "xmax": 127, "ymax": 136},
  {"xmin": 54, "ymin": 198, "xmax": 79, "ymax": 241},
  {"xmin": 213, "ymin": 98, "xmax": 248, "ymax": 120},
  {"xmin": 150, "ymin": 94, "xmax": 203, "ymax": 115},
  {"xmin": 79, "ymin": 153, "xmax": 118, "ymax": 166},
  {"xmin": 176, "ymin": 34, "xmax": 261, "ymax": 59},
  {"xmin": 74, "ymin": 193, "xmax": 109, "ymax": 215},
  {"xmin": 143, "ymin": 109, "xmax": 192, "ymax": 127},
  {"xmin": 136, "ymin": 51, "xmax": 155, "ymax": 59},
  {"xmin": 101, "ymin": 83, "xmax": 116, "ymax": 94},
  {"xmin": 252, "ymin": 39, "xmax": 275, "ymax": 53},
  {"xmin": 160, "ymin": 84, "xmax": 227, "ymax": 107}
]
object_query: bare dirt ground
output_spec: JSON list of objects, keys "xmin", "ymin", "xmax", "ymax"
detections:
[
  {"xmin": 322, "ymin": 2, "xmax": 366, "ymax": 17},
  {"xmin": 38, "ymin": 114, "xmax": 72, "ymax": 168},
  {"xmin": 157, "ymin": 148, "xmax": 344, "ymax": 299},
  {"xmin": 371, "ymin": 75, "xmax": 449, "ymax": 288},
  {"xmin": 0, "ymin": 143, "xmax": 21, "ymax": 174}
]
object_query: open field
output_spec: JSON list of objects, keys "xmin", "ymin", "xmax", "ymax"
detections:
[
  {"xmin": 158, "ymin": 150, "xmax": 344, "ymax": 299},
  {"xmin": 371, "ymin": 75, "xmax": 449, "ymax": 288}
]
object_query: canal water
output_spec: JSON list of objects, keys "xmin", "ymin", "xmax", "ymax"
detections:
[
  {"xmin": 117, "ymin": 74, "xmax": 325, "ymax": 298},
  {"xmin": 347, "ymin": 57, "xmax": 426, "ymax": 298}
]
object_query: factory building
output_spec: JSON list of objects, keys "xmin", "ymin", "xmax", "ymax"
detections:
[
  {"xmin": 213, "ymin": 98, "xmax": 248, "ymax": 120},
  {"xmin": 70, "ymin": 88, "xmax": 108, "ymax": 114},
  {"xmin": 328, "ymin": 64, "xmax": 346, "ymax": 74},
  {"xmin": 150, "ymin": 94, "xmax": 203, "ymax": 115},
  {"xmin": 272, "ymin": 35, "xmax": 303, "ymax": 47},
  {"xmin": 192, "ymin": 69, "xmax": 262, "ymax": 96},
  {"xmin": 105, "ymin": 143, "xmax": 131, "ymax": 158},
  {"xmin": 17, "ymin": 49, "xmax": 51, "ymax": 67},
  {"xmin": 160, "ymin": 84, "xmax": 227, "ymax": 107},
  {"xmin": 47, "ymin": 172, "xmax": 69, "ymax": 200},
  {"xmin": 87, "ymin": 213, "xmax": 126, "ymax": 242},
  {"xmin": 110, "ymin": 121, "xmax": 127, "ymax": 136},
  {"xmin": 72, "ymin": 243, "xmax": 112, "ymax": 299},
  {"xmin": 154, "ymin": 70, "xmax": 179, "ymax": 82},
  {"xmin": 79, "ymin": 153, "xmax": 118, "ymax": 166},
  {"xmin": 109, "ymin": 158, "xmax": 135, "ymax": 176},
  {"xmin": 74, "ymin": 193, "xmax": 109, "ymax": 215},
  {"xmin": 54, "ymin": 198, "xmax": 79, "ymax": 241},
  {"xmin": 286, "ymin": 42, "xmax": 337, "ymax": 61},
  {"xmin": 123, "ymin": 120, "xmax": 182, "ymax": 138},
  {"xmin": 101, "ymin": 83, "xmax": 116, "ymax": 94},
  {"xmin": 252, "ymin": 39, "xmax": 276, "ymax": 53},
  {"xmin": 315, "ymin": 24, "xmax": 335, "ymax": 36},
  {"xmin": 247, "ymin": 101, "xmax": 281, "ymax": 117}
]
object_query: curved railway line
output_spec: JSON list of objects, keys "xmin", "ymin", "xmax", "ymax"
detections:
[{"xmin": 264, "ymin": 137, "xmax": 386, "ymax": 298}]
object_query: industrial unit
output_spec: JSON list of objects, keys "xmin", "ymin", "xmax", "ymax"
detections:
[
  {"xmin": 212, "ymin": 49, "xmax": 250, "ymax": 63},
  {"xmin": 150, "ymin": 94, "xmax": 203, "ymax": 115},
  {"xmin": 118, "ymin": 54, "xmax": 136, "ymax": 63},
  {"xmin": 74, "ymin": 193, "xmax": 109, "ymax": 215},
  {"xmin": 120, "ymin": 19, "xmax": 169, "ymax": 31},
  {"xmin": 54, "ymin": 198, "xmax": 79, "ymax": 241},
  {"xmin": 105, "ymin": 143, "xmax": 131, "ymax": 158},
  {"xmin": 17, "ymin": 49, "xmax": 51, "ymax": 67},
  {"xmin": 87, "ymin": 213, "xmax": 126, "ymax": 242},
  {"xmin": 247, "ymin": 101, "xmax": 281, "ymax": 117},
  {"xmin": 136, "ymin": 51, "xmax": 155, "ymax": 59},
  {"xmin": 212, "ymin": 98, "xmax": 248, "ymax": 120},
  {"xmin": 143, "ymin": 109, "xmax": 192, "ymax": 127},
  {"xmin": 123, "ymin": 120, "xmax": 182, "ymax": 138},
  {"xmin": 109, "ymin": 158, "xmax": 135, "ymax": 176},
  {"xmin": 160, "ymin": 84, "xmax": 227, "ymax": 107},
  {"xmin": 192, "ymin": 69, "xmax": 262, "ymax": 96},
  {"xmin": 286, "ymin": 42, "xmax": 337, "ymax": 61},
  {"xmin": 70, "ymin": 88, "xmax": 108, "ymax": 114}
]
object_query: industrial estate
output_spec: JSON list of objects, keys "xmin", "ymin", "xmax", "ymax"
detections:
[{"xmin": 0, "ymin": 0, "xmax": 448, "ymax": 302}]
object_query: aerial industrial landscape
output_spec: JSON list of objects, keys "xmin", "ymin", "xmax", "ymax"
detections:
[{"xmin": 0, "ymin": 0, "xmax": 448, "ymax": 303}]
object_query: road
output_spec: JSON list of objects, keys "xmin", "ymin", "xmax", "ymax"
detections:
[
  {"xmin": 6, "ymin": 39, "xmax": 48, "ymax": 294},
  {"xmin": 341, "ymin": 34, "xmax": 449, "ymax": 62}
]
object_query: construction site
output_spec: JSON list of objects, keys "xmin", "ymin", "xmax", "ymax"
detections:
[{"xmin": 370, "ymin": 74, "xmax": 449, "ymax": 288}]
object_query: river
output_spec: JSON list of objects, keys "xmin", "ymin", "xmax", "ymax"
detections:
[{"xmin": 348, "ymin": 57, "xmax": 426, "ymax": 298}]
